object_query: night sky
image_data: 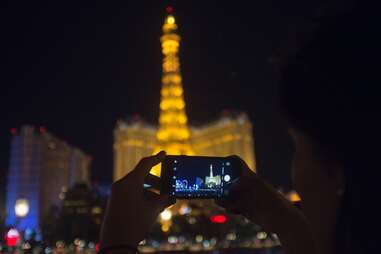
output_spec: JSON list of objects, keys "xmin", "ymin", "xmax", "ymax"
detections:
[{"xmin": 1, "ymin": 1, "xmax": 331, "ymax": 193}]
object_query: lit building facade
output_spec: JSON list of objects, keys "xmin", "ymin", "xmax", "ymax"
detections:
[
  {"xmin": 114, "ymin": 11, "xmax": 256, "ymax": 181},
  {"xmin": 6, "ymin": 126, "xmax": 91, "ymax": 231},
  {"xmin": 191, "ymin": 113, "xmax": 256, "ymax": 169},
  {"xmin": 114, "ymin": 119, "xmax": 157, "ymax": 179}
]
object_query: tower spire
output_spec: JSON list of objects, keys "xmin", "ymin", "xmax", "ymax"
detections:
[{"xmin": 152, "ymin": 10, "xmax": 193, "ymax": 175}]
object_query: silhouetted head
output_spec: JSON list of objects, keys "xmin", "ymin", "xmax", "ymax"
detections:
[{"xmin": 280, "ymin": 4, "xmax": 379, "ymax": 254}]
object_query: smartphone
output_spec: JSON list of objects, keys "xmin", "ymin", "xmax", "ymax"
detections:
[{"xmin": 161, "ymin": 155, "xmax": 241, "ymax": 199}]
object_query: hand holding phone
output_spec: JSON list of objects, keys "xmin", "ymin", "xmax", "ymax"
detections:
[{"xmin": 161, "ymin": 155, "xmax": 242, "ymax": 199}]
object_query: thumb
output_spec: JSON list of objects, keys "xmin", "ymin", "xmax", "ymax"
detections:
[{"xmin": 135, "ymin": 151, "xmax": 166, "ymax": 179}]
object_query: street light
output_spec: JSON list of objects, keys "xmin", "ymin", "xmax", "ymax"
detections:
[
  {"xmin": 160, "ymin": 209, "xmax": 172, "ymax": 232},
  {"xmin": 6, "ymin": 228, "xmax": 20, "ymax": 247},
  {"xmin": 15, "ymin": 199, "xmax": 29, "ymax": 217},
  {"xmin": 160, "ymin": 209, "xmax": 172, "ymax": 221}
]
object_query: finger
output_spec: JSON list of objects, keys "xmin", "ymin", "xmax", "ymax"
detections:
[
  {"xmin": 216, "ymin": 179, "xmax": 247, "ymax": 207},
  {"xmin": 228, "ymin": 177, "xmax": 252, "ymax": 197},
  {"xmin": 135, "ymin": 151, "xmax": 166, "ymax": 178},
  {"xmin": 226, "ymin": 155, "xmax": 253, "ymax": 176},
  {"xmin": 144, "ymin": 174, "xmax": 161, "ymax": 190}
]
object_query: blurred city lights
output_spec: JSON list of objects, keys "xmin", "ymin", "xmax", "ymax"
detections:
[
  {"xmin": 226, "ymin": 233, "xmax": 237, "ymax": 241},
  {"xmin": 39, "ymin": 126, "xmax": 46, "ymax": 134},
  {"xmin": 6, "ymin": 229, "xmax": 20, "ymax": 247},
  {"xmin": 195, "ymin": 235, "xmax": 203, "ymax": 243},
  {"xmin": 74, "ymin": 238, "xmax": 81, "ymax": 246},
  {"xmin": 202, "ymin": 240, "xmax": 210, "ymax": 248},
  {"xmin": 56, "ymin": 241, "xmax": 65, "ymax": 248},
  {"xmin": 179, "ymin": 204, "xmax": 191, "ymax": 215},
  {"xmin": 44, "ymin": 247, "xmax": 52, "ymax": 254},
  {"xmin": 167, "ymin": 15, "xmax": 175, "ymax": 25},
  {"xmin": 160, "ymin": 209, "xmax": 172, "ymax": 221},
  {"xmin": 257, "ymin": 232, "xmax": 267, "ymax": 240},
  {"xmin": 24, "ymin": 228, "xmax": 33, "ymax": 240},
  {"xmin": 91, "ymin": 206, "xmax": 103, "ymax": 214},
  {"xmin": 161, "ymin": 224, "xmax": 170, "ymax": 232},
  {"xmin": 210, "ymin": 214, "xmax": 227, "ymax": 224},
  {"xmin": 95, "ymin": 243, "xmax": 100, "ymax": 252},
  {"xmin": 22, "ymin": 242, "xmax": 31, "ymax": 250},
  {"xmin": 188, "ymin": 217, "xmax": 196, "ymax": 224},
  {"xmin": 168, "ymin": 236, "xmax": 178, "ymax": 244},
  {"xmin": 15, "ymin": 198, "xmax": 29, "ymax": 217},
  {"xmin": 88, "ymin": 242, "xmax": 95, "ymax": 249}
]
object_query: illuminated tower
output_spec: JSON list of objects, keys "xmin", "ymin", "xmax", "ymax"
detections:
[
  {"xmin": 113, "ymin": 8, "xmax": 256, "ymax": 182},
  {"xmin": 205, "ymin": 164, "xmax": 221, "ymax": 188},
  {"xmin": 152, "ymin": 10, "xmax": 193, "ymax": 175}
]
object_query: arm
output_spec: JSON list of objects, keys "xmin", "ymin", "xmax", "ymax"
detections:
[
  {"xmin": 100, "ymin": 151, "xmax": 174, "ymax": 252},
  {"xmin": 217, "ymin": 156, "xmax": 317, "ymax": 254}
]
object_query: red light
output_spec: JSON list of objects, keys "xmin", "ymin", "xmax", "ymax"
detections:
[
  {"xmin": 210, "ymin": 214, "xmax": 227, "ymax": 224},
  {"xmin": 6, "ymin": 228, "xmax": 20, "ymax": 247},
  {"xmin": 10, "ymin": 128, "xmax": 17, "ymax": 135},
  {"xmin": 39, "ymin": 126, "xmax": 46, "ymax": 134},
  {"xmin": 95, "ymin": 243, "xmax": 100, "ymax": 252},
  {"xmin": 166, "ymin": 6, "xmax": 173, "ymax": 13}
]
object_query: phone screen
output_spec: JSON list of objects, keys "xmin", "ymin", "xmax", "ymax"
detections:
[{"xmin": 161, "ymin": 155, "xmax": 241, "ymax": 199}]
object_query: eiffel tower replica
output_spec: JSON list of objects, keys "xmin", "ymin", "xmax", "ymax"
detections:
[{"xmin": 113, "ymin": 7, "xmax": 257, "ymax": 232}]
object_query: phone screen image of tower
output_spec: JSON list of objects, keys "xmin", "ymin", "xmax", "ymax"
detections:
[{"xmin": 171, "ymin": 158, "xmax": 238, "ymax": 198}]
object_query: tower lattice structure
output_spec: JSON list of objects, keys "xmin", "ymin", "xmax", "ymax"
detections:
[
  {"xmin": 152, "ymin": 12, "xmax": 194, "ymax": 175},
  {"xmin": 113, "ymin": 9, "xmax": 256, "ymax": 183}
]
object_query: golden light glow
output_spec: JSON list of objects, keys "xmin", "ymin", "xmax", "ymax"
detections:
[
  {"xmin": 162, "ymin": 74, "xmax": 182, "ymax": 84},
  {"xmin": 125, "ymin": 139, "xmax": 144, "ymax": 147},
  {"xmin": 159, "ymin": 209, "xmax": 172, "ymax": 232},
  {"xmin": 113, "ymin": 11, "xmax": 257, "ymax": 183},
  {"xmin": 166, "ymin": 15, "xmax": 175, "ymax": 25},
  {"xmin": 178, "ymin": 114, "xmax": 187, "ymax": 124},
  {"xmin": 15, "ymin": 199, "xmax": 29, "ymax": 217},
  {"xmin": 160, "ymin": 209, "xmax": 172, "ymax": 221},
  {"xmin": 159, "ymin": 112, "xmax": 188, "ymax": 125},
  {"xmin": 163, "ymin": 40, "xmax": 179, "ymax": 48},
  {"xmin": 172, "ymin": 86, "xmax": 183, "ymax": 96},
  {"xmin": 161, "ymin": 224, "xmax": 170, "ymax": 232},
  {"xmin": 287, "ymin": 191, "xmax": 301, "ymax": 202},
  {"xmin": 160, "ymin": 98, "xmax": 185, "ymax": 110},
  {"xmin": 153, "ymin": 12, "xmax": 194, "ymax": 161},
  {"xmin": 156, "ymin": 128, "xmax": 190, "ymax": 142},
  {"xmin": 161, "ymin": 88, "xmax": 169, "ymax": 96}
]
